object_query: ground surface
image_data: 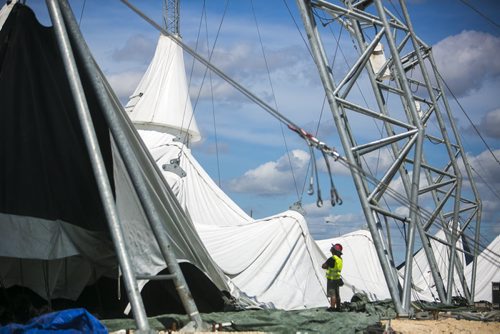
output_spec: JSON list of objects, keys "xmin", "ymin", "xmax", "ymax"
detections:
[
  {"xmin": 382, "ymin": 318, "xmax": 500, "ymax": 334},
  {"xmin": 103, "ymin": 304, "xmax": 500, "ymax": 333}
]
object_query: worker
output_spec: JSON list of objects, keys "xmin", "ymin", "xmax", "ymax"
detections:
[{"xmin": 322, "ymin": 243, "xmax": 343, "ymax": 311}]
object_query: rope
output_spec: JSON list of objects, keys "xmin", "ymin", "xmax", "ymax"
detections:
[
  {"xmin": 436, "ymin": 70, "xmax": 500, "ymax": 167},
  {"xmin": 250, "ymin": 0, "xmax": 300, "ymax": 202},
  {"xmin": 120, "ymin": 1, "xmax": 496, "ymax": 278},
  {"xmin": 321, "ymin": 150, "xmax": 342, "ymax": 206},
  {"xmin": 203, "ymin": 2, "xmax": 222, "ymax": 187},
  {"xmin": 179, "ymin": 0, "xmax": 230, "ymax": 159},
  {"xmin": 78, "ymin": 0, "xmax": 86, "ymax": 26},
  {"xmin": 471, "ymin": 166, "xmax": 500, "ymax": 201},
  {"xmin": 458, "ymin": 0, "xmax": 500, "ymax": 29}
]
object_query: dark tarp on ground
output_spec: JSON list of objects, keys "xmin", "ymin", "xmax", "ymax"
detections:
[
  {"xmin": 0, "ymin": 308, "xmax": 107, "ymax": 334},
  {"xmin": 102, "ymin": 308, "xmax": 387, "ymax": 334}
]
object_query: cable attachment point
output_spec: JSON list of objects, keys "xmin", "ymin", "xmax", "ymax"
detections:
[
  {"xmin": 331, "ymin": 188, "xmax": 343, "ymax": 206},
  {"xmin": 308, "ymin": 176, "xmax": 314, "ymax": 195},
  {"xmin": 162, "ymin": 158, "xmax": 186, "ymax": 178},
  {"xmin": 316, "ymin": 189, "xmax": 323, "ymax": 208},
  {"xmin": 321, "ymin": 150, "xmax": 342, "ymax": 207}
]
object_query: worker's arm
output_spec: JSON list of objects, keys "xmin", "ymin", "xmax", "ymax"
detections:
[{"xmin": 322, "ymin": 257, "xmax": 334, "ymax": 269}]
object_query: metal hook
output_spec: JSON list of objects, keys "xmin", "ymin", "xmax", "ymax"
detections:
[
  {"xmin": 333, "ymin": 189, "xmax": 343, "ymax": 205},
  {"xmin": 317, "ymin": 189, "xmax": 323, "ymax": 207},
  {"xmin": 308, "ymin": 176, "xmax": 314, "ymax": 195}
]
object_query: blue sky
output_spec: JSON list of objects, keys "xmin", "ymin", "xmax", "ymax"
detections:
[{"xmin": 29, "ymin": 0, "xmax": 499, "ymax": 263}]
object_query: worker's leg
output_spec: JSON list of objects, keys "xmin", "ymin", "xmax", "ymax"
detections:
[
  {"xmin": 327, "ymin": 280, "xmax": 336, "ymax": 311},
  {"xmin": 335, "ymin": 286, "xmax": 341, "ymax": 310},
  {"xmin": 330, "ymin": 295, "xmax": 336, "ymax": 309}
]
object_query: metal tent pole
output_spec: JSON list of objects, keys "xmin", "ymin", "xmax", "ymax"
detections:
[
  {"xmin": 398, "ymin": 0, "xmax": 468, "ymax": 303},
  {"xmin": 295, "ymin": 0, "xmax": 405, "ymax": 315},
  {"xmin": 344, "ymin": 3, "xmax": 448, "ymax": 304},
  {"xmin": 372, "ymin": 0, "xmax": 427, "ymax": 311},
  {"xmin": 45, "ymin": 0, "xmax": 150, "ymax": 331},
  {"xmin": 427, "ymin": 50, "xmax": 483, "ymax": 303},
  {"xmin": 57, "ymin": 0, "xmax": 204, "ymax": 329}
]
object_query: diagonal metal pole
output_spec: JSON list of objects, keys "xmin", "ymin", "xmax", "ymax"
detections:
[
  {"xmin": 296, "ymin": 0, "xmax": 405, "ymax": 314},
  {"xmin": 372, "ymin": 0, "xmax": 427, "ymax": 312},
  {"xmin": 57, "ymin": 0, "xmax": 204, "ymax": 329},
  {"xmin": 399, "ymin": 0, "xmax": 468, "ymax": 304},
  {"xmin": 341, "ymin": 1, "xmax": 449, "ymax": 305},
  {"xmin": 45, "ymin": 0, "xmax": 150, "ymax": 331},
  {"xmin": 427, "ymin": 53, "xmax": 482, "ymax": 303}
]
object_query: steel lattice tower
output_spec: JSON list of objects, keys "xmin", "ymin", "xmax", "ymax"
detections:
[
  {"xmin": 163, "ymin": 0, "xmax": 180, "ymax": 36},
  {"xmin": 296, "ymin": 0, "xmax": 482, "ymax": 314}
]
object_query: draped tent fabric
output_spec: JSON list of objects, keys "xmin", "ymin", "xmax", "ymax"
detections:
[
  {"xmin": 465, "ymin": 235, "xmax": 500, "ymax": 303},
  {"xmin": 317, "ymin": 230, "xmax": 392, "ymax": 302},
  {"xmin": 125, "ymin": 35, "xmax": 201, "ymax": 144},
  {"xmin": 0, "ymin": 2, "xmax": 234, "ymax": 308},
  {"xmin": 127, "ymin": 33, "xmax": 330, "ymax": 309},
  {"xmin": 397, "ymin": 227, "xmax": 467, "ymax": 302},
  {"xmin": 138, "ymin": 130, "xmax": 329, "ymax": 309},
  {"xmin": 317, "ymin": 228, "xmax": 495, "ymax": 304}
]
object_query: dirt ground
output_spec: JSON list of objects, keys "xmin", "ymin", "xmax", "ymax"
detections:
[{"xmin": 381, "ymin": 318, "xmax": 500, "ymax": 334}]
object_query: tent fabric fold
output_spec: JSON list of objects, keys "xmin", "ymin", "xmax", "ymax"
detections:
[
  {"xmin": 126, "ymin": 37, "xmax": 331, "ymax": 308},
  {"xmin": 133, "ymin": 130, "xmax": 328, "ymax": 309},
  {"xmin": 0, "ymin": 2, "xmax": 233, "ymax": 308},
  {"xmin": 125, "ymin": 35, "xmax": 201, "ymax": 144},
  {"xmin": 317, "ymin": 230, "xmax": 392, "ymax": 302}
]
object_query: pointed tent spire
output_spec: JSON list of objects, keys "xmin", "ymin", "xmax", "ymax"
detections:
[
  {"xmin": 125, "ymin": 34, "xmax": 201, "ymax": 144},
  {"xmin": 126, "ymin": 0, "xmax": 200, "ymax": 144}
]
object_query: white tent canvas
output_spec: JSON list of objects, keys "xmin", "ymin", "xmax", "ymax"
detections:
[
  {"xmin": 126, "ymin": 35, "xmax": 330, "ymax": 310},
  {"xmin": 137, "ymin": 128, "xmax": 328, "ymax": 310},
  {"xmin": 466, "ymin": 235, "xmax": 500, "ymax": 303},
  {"xmin": 396, "ymin": 226, "xmax": 470, "ymax": 302},
  {"xmin": 316, "ymin": 230, "xmax": 391, "ymax": 302},
  {"xmin": 0, "ymin": 2, "xmax": 235, "ymax": 313},
  {"xmin": 125, "ymin": 34, "xmax": 201, "ymax": 144}
]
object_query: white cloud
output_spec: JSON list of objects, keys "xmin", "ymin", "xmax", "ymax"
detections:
[
  {"xmin": 305, "ymin": 209, "xmax": 366, "ymax": 240},
  {"xmin": 394, "ymin": 206, "xmax": 410, "ymax": 218},
  {"xmin": 228, "ymin": 149, "xmax": 310, "ymax": 195},
  {"xmin": 302, "ymin": 201, "xmax": 334, "ymax": 218},
  {"xmin": 323, "ymin": 213, "xmax": 363, "ymax": 226},
  {"xmin": 449, "ymin": 149, "xmax": 500, "ymax": 244},
  {"xmin": 111, "ymin": 34, "xmax": 156, "ymax": 63},
  {"xmin": 362, "ymin": 149, "xmax": 398, "ymax": 175},
  {"xmin": 106, "ymin": 70, "xmax": 145, "ymax": 103},
  {"xmin": 433, "ymin": 30, "xmax": 500, "ymax": 97},
  {"xmin": 376, "ymin": 170, "xmax": 432, "ymax": 207},
  {"xmin": 475, "ymin": 108, "xmax": 500, "ymax": 139},
  {"xmin": 462, "ymin": 150, "xmax": 500, "ymax": 222},
  {"xmin": 316, "ymin": 153, "xmax": 350, "ymax": 176},
  {"xmin": 466, "ymin": 149, "xmax": 500, "ymax": 186}
]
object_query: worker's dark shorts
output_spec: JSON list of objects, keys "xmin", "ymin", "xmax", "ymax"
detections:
[{"xmin": 327, "ymin": 279, "xmax": 342, "ymax": 297}]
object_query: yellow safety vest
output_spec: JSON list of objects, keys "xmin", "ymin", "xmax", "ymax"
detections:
[{"xmin": 326, "ymin": 255, "xmax": 343, "ymax": 280}]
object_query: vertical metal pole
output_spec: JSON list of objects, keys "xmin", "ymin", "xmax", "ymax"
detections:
[
  {"xmin": 373, "ymin": 0, "xmax": 426, "ymax": 312},
  {"xmin": 45, "ymin": 0, "xmax": 150, "ymax": 331},
  {"xmin": 398, "ymin": 1, "xmax": 467, "ymax": 303},
  {"xmin": 346, "ymin": 5, "xmax": 449, "ymax": 304},
  {"xmin": 57, "ymin": 0, "xmax": 204, "ymax": 328},
  {"xmin": 428, "ymin": 51, "xmax": 483, "ymax": 303},
  {"xmin": 396, "ymin": 0, "xmax": 461, "ymax": 303},
  {"xmin": 296, "ymin": 0, "xmax": 405, "ymax": 314}
]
